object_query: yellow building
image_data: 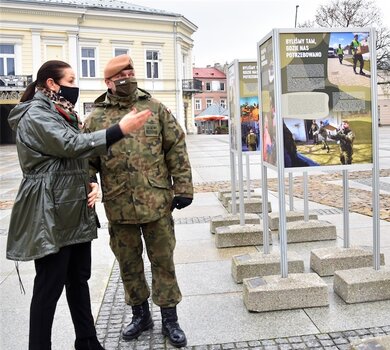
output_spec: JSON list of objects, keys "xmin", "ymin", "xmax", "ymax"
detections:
[{"xmin": 0, "ymin": 0, "xmax": 202, "ymax": 143}]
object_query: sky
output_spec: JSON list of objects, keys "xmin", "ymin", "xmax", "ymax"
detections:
[{"xmin": 124, "ymin": 0, "xmax": 390, "ymax": 67}]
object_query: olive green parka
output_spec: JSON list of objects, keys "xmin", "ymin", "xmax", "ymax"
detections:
[{"xmin": 7, "ymin": 91, "xmax": 107, "ymax": 261}]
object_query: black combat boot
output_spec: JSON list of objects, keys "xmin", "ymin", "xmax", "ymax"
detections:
[
  {"xmin": 161, "ymin": 307, "xmax": 187, "ymax": 348},
  {"xmin": 74, "ymin": 336, "xmax": 105, "ymax": 350},
  {"xmin": 122, "ymin": 300, "xmax": 154, "ymax": 341}
]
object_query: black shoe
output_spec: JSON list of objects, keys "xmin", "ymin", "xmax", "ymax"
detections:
[
  {"xmin": 122, "ymin": 301, "xmax": 154, "ymax": 341},
  {"xmin": 75, "ymin": 336, "xmax": 105, "ymax": 350},
  {"xmin": 360, "ymin": 71, "xmax": 366, "ymax": 75},
  {"xmin": 161, "ymin": 307, "xmax": 187, "ymax": 348}
]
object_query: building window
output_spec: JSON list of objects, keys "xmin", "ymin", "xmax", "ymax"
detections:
[
  {"xmin": 0, "ymin": 44, "xmax": 15, "ymax": 75},
  {"xmin": 114, "ymin": 48, "xmax": 129, "ymax": 56},
  {"xmin": 206, "ymin": 82, "xmax": 211, "ymax": 91},
  {"xmin": 206, "ymin": 99, "xmax": 213, "ymax": 108},
  {"xmin": 146, "ymin": 50, "xmax": 159, "ymax": 79},
  {"xmin": 220, "ymin": 82, "xmax": 225, "ymax": 91},
  {"xmin": 81, "ymin": 47, "xmax": 96, "ymax": 77},
  {"xmin": 195, "ymin": 99, "xmax": 201, "ymax": 110},
  {"xmin": 220, "ymin": 99, "xmax": 226, "ymax": 109}
]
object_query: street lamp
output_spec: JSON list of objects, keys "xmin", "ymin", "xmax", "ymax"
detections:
[{"xmin": 295, "ymin": 5, "xmax": 299, "ymax": 28}]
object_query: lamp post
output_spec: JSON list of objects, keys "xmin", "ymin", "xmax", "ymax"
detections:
[{"xmin": 295, "ymin": 5, "xmax": 299, "ymax": 27}]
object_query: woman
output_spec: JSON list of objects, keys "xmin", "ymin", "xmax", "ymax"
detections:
[{"xmin": 6, "ymin": 60, "xmax": 151, "ymax": 350}]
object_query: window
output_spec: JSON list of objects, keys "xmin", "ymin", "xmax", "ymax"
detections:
[
  {"xmin": 220, "ymin": 82, "xmax": 225, "ymax": 91},
  {"xmin": 195, "ymin": 99, "xmax": 201, "ymax": 110},
  {"xmin": 146, "ymin": 50, "xmax": 159, "ymax": 79},
  {"xmin": 115, "ymin": 48, "xmax": 129, "ymax": 56},
  {"xmin": 81, "ymin": 47, "xmax": 96, "ymax": 77},
  {"xmin": 206, "ymin": 82, "xmax": 211, "ymax": 91},
  {"xmin": 0, "ymin": 44, "xmax": 15, "ymax": 75},
  {"xmin": 220, "ymin": 99, "xmax": 226, "ymax": 109},
  {"xmin": 206, "ymin": 99, "xmax": 213, "ymax": 108}
]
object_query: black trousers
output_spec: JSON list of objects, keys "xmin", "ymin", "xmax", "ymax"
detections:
[{"xmin": 29, "ymin": 242, "xmax": 96, "ymax": 350}]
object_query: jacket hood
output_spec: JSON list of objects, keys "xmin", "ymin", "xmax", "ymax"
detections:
[
  {"xmin": 8, "ymin": 92, "xmax": 53, "ymax": 131},
  {"xmin": 8, "ymin": 101, "xmax": 31, "ymax": 132}
]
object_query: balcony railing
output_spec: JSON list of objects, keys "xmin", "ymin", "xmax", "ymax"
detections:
[
  {"xmin": 0, "ymin": 75, "xmax": 33, "ymax": 90},
  {"xmin": 182, "ymin": 79, "xmax": 202, "ymax": 94}
]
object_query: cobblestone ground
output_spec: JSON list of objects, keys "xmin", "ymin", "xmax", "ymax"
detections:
[
  {"xmin": 96, "ymin": 262, "xmax": 390, "ymax": 350},
  {"xmin": 94, "ymin": 170, "xmax": 390, "ymax": 349}
]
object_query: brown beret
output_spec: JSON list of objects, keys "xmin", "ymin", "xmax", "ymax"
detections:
[{"xmin": 104, "ymin": 54, "xmax": 134, "ymax": 79}]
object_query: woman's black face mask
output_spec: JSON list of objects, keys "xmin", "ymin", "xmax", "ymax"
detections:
[{"xmin": 58, "ymin": 85, "xmax": 79, "ymax": 105}]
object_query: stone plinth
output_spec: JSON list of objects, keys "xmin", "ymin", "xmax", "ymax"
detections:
[
  {"xmin": 243, "ymin": 273, "xmax": 329, "ymax": 312},
  {"xmin": 334, "ymin": 266, "xmax": 390, "ymax": 303},
  {"xmin": 210, "ymin": 213, "xmax": 260, "ymax": 234},
  {"xmin": 311, "ymin": 246, "xmax": 386, "ymax": 276},
  {"xmin": 215, "ymin": 224, "xmax": 270, "ymax": 248},
  {"xmin": 268, "ymin": 211, "xmax": 318, "ymax": 231},
  {"xmin": 221, "ymin": 193, "xmax": 261, "ymax": 208},
  {"xmin": 275, "ymin": 220, "xmax": 336, "ymax": 243},
  {"xmin": 231, "ymin": 251, "xmax": 304, "ymax": 283},
  {"xmin": 217, "ymin": 188, "xmax": 255, "ymax": 201},
  {"xmin": 227, "ymin": 198, "xmax": 272, "ymax": 214},
  {"xmin": 350, "ymin": 336, "xmax": 390, "ymax": 349}
]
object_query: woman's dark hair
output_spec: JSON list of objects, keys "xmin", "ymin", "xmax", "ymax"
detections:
[{"xmin": 20, "ymin": 60, "xmax": 71, "ymax": 102}]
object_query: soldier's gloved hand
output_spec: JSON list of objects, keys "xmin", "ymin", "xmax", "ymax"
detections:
[{"xmin": 171, "ymin": 196, "xmax": 193, "ymax": 211}]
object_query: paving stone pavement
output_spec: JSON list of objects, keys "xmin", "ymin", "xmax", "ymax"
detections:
[{"xmin": 96, "ymin": 261, "xmax": 390, "ymax": 350}]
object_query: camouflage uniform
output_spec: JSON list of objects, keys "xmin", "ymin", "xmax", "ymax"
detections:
[
  {"xmin": 84, "ymin": 88, "xmax": 193, "ymax": 307},
  {"xmin": 331, "ymin": 128, "xmax": 355, "ymax": 165}
]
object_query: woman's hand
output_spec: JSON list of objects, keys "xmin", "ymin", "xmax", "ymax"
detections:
[
  {"xmin": 119, "ymin": 108, "xmax": 152, "ymax": 134},
  {"xmin": 88, "ymin": 182, "xmax": 100, "ymax": 208}
]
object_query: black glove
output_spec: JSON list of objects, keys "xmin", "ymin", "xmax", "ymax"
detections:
[{"xmin": 171, "ymin": 196, "xmax": 193, "ymax": 211}]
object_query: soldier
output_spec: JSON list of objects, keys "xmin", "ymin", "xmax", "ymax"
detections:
[
  {"xmin": 246, "ymin": 128, "xmax": 258, "ymax": 151},
  {"xmin": 315, "ymin": 121, "xmax": 330, "ymax": 153},
  {"xmin": 84, "ymin": 54, "xmax": 193, "ymax": 348},
  {"xmin": 351, "ymin": 34, "xmax": 365, "ymax": 75},
  {"xmin": 329, "ymin": 120, "xmax": 355, "ymax": 164}
]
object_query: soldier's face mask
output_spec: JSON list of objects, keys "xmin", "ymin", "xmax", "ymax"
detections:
[{"xmin": 114, "ymin": 77, "xmax": 138, "ymax": 98}]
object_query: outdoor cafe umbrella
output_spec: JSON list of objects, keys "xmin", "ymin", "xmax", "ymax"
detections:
[{"xmin": 194, "ymin": 103, "xmax": 229, "ymax": 121}]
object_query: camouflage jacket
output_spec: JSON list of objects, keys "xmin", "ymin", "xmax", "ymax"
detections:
[{"xmin": 84, "ymin": 88, "xmax": 193, "ymax": 224}]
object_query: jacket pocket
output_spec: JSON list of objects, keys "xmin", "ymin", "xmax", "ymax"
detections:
[
  {"xmin": 53, "ymin": 186, "xmax": 87, "ymax": 229},
  {"xmin": 147, "ymin": 174, "xmax": 172, "ymax": 190}
]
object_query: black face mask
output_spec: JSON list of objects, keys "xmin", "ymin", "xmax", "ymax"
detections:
[
  {"xmin": 114, "ymin": 77, "xmax": 138, "ymax": 98},
  {"xmin": 58, "ymin": 85, "xmax": 79, "ymax": 105}
]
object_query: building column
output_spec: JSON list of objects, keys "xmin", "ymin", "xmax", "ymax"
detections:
[{"xmin": 31, "ymin": 30, "xmax": 42, "ymax": 80}]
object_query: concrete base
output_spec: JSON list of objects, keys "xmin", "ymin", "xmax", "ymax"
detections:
[
  {"xmin": 311, "ymin": 246, "xmax": 386, "ymax": 276},
  {"xmin": 221, "ymin": 193, "xmax": 261, "ymax": 208},
  {"xmin": 210, "ymin": 213, "xmax": 260, "ymax": 234},
  {"xmin": 215, "ymin": 224, "xmax": 270, "ymax": 248},
  {"xmin": 334, "ymin": 265, "xmax": 390, "ymax": 303},
  {"xmin": 227, "ymin": 198, "xmax": 272, "ymax": 214},
  {"xmin": 350, "ymin": 335, "xmax": 390, "ymax": 349},
  {"xmin": 275, "ymin": 220, "xmax": 337, "ymax": 243},
  {"xmin": 243, "ymin": 273, "xmax": 329, "ymax": 312},
  {"xmin": 231, "ymin": 251, "xmax": 304, "ymax": 283},
  {"xmin": 268, "ymin": 211, "xmax": 318, "ymax": 231},
  {"xmin": 217, "ymin": 188, "xmax": 255, "ymax": 201}
]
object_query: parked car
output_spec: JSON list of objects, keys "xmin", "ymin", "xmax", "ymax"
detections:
[{"xmin": 328, "ymin": 47, "xmax": 336, "ymax": 58}]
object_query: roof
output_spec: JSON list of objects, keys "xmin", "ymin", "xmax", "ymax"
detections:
[
  {"xmin": 193, "ymin": 67, "xmax": 226, "ymax": 79},
  {"xmin": 1, "ymin": 0, "xmax": 180, "ymax": 16},
  {"xmin": 198, "ymin": 103, "xmax": 228, "ymax": 117}
]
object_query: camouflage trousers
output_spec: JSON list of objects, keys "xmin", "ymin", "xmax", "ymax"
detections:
[
  {"xmin": 340, "ymin": 149, "xmax": 353, "ymax": 164},
  {"xmin": 108, "ymin": 214, "xmax": 182, "ymax": 308}
]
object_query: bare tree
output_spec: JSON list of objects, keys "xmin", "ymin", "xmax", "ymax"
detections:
[{"xmin": 300, "ymin": 0, "xmax": 390, "ymax": 72}]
